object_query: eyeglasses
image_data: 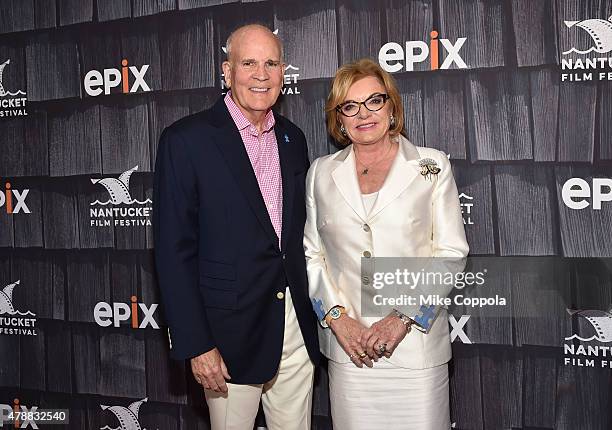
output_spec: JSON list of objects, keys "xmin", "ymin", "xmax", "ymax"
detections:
[{"xmin": 335, "ymin": 93, "xmax": 390, "ymax": 117}]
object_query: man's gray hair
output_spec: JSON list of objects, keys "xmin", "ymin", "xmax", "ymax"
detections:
[{"xmin": 225, "ymin": 24, "xmax": 284, "ymax": 62}]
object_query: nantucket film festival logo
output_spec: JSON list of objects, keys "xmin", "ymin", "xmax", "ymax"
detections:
[
  {"xmin": 0, "ymin": 58, "xmax": 27, "ymax": 118},
  {"xmin": 564, "ymin": 308, "xmax": 612, "ymax": 369},
  {"xmin": 100, "ymin": 398, "xmax": 152, "ymax": 430},
  {"xmin": 280, "ymin": 63, "xmax": 301, "ymax": 95},
  {"xmin": 379, "ymin": 30, "xmax": 467, "ymax": 72},
  {"xmin": 220, "ymin": 30, "xmax": 301, "ymax": 96},
  {"xmin": 89, "ymin": 165, "xmax": 152, "ymax": 227},
  {"xmin": 84, "ymin": 59, "xmax": 151, "ymax": 96},
  {"xmin": 561, "ymin": 15, "xmax": 612, "ymax": 82},
  {"xmin": 459, "ymin": 193, "xmax": 474, "ymax": 225},
  {"xmin": 0, "ymin": 280, "xmax": 37, "ymax": 336}
]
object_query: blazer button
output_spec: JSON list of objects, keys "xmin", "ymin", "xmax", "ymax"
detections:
[
  {"xmin": 363, "ymin": 224, "xmax": 370, "ymax": 232},
  {"xmin": 282, "ymin": 253, "xmax": 286, "ymax": 260},
  {"xmin": 362, "ymin": 276, "xmax": 370, "ymax": 285},
  {"xmin": 363, "ymin": 250, "xmax": 372, "ymax": 258},
  {"xmin": 276, "ymin": 291, "xmax": 285, "ymax": 300}
]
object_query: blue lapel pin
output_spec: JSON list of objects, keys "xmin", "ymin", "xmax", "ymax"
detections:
[{"xmin": 284, "ymin": 134, "xmax": 290, "ymax": 143}]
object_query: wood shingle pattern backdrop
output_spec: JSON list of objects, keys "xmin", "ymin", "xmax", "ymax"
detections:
[{"xmin": 1, "ymin": 0, "xmax": 611, "ymax": 429}]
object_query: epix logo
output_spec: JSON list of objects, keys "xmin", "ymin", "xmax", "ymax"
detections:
[
  {"xmin": 449, "ymin": 314, "xmax": 472, "ymax": 344},
  {"xmin": 0, "ymin": 181, "xmax": 30, "ymax": 214},
  {"xmin": 94, "ymin": 296, "xmax": 159, "ymax": 329},
  {"xmin": 379, "ymin": 31, "xmax": 467, "ymax": 72},
  {"xmin": 562, "ymin": 178, "xmax": 612, "ymax": 210},
  {"xmin": 84, "ymin": 59, "xmax": 151, "ymax": 97},
  {"xmin": 0, "ymin": 399, "xmax": 38, "ymax": 429}
]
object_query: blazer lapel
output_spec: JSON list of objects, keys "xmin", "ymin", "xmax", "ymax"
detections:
[
  {"xmin": 368, "ymin": 135, "xmax": 421, "ymax": 219},
  {"xmin": 331, "ymin": 146, "xmax": 367, "ymax": 222},
  {"xmin": 210, "ymin": 99, "xmax": 280, "ymax": 251},
  {"xmin": 275, "ymin": 117, "xmax": 295, "ymax": 252}
]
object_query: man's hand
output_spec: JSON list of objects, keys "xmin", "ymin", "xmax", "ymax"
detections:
[
  {"xmin": 359, "ymin": 315, "xmax": 409, "ymax": 358},
  {"xmin": 191, "ymin": 348, "xmax": 231, "ymax": 393},
  {"xmin": 329, "ymin": 315, "xmax": 373, "ymax": 368}
]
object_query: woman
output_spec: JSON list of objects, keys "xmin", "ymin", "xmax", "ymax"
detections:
[{"xmin": 304, "ymin": 58, "xmax": 469, "ymax": 429}]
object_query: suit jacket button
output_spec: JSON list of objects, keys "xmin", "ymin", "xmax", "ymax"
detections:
[
  {"xmin": 276, "ymin": 291, "xmax": 285, "ymax": 300},
  {"xmin": 362, "ymin": 276, "xmax": 370, "ymax": 285},
  {"xmin": 363, "ymin": 224, "xmax": 370, "ymax": 232},
  {"xmin": 282, "ymin": 253, "xmax": 286, "ymax": 260},
  {"xmin": 363, "ymin": 250, "xmax": 372, "ymax": 258}
]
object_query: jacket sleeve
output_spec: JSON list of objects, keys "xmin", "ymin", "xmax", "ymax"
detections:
[
  {"xmin": 402, "ymin": 151, "xmax": 469, "ymax": 332},
  {"xmin": 303, "ymin": 157, "xmax": 349, "ymax": 327},
  {"xmin": 431, "ymin": 151, "xmax": 470, "ymax": 259},
  {"xmin": 153, "ymin": 126, "xmax": 215, "ymax": 360}
]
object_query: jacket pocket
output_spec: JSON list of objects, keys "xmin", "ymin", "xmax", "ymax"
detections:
[
  {"xmin": 200, "ymin": 286, "xmax": 238, "ymax": 310},
  {"xmin": 199, "ymin": 259, "xmax": 236, "ymax": 281}
]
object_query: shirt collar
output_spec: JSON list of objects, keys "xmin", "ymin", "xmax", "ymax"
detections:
[{"xmin": 224, "ymin": 91, "xmax": 276, "ymax": 135}]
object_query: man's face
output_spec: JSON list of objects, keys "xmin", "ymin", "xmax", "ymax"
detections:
[{"xmin": 222, "ymin": 29, "xmax": 284, "ymax": 122}]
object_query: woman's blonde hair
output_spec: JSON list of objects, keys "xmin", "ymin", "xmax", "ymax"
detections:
[{"xmin": 326, "ymin": 58, "xmax": 405, "ymax": 146}]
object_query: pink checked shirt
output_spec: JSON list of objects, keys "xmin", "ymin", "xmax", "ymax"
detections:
[{"xmin": 225, "ymin": 92, "xmax": 283, "ymax": 246}]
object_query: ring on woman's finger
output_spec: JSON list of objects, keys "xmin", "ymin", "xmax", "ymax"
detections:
[
  {"xmin": 349, "ymin": 353, "xmax": 357, "ymax": 359},
  {"xmin": 358, "ymin": 351, "xmax": 367, "ymax": 358},
  {"xmin": 377, "ymin": 343, "xmax": 387, "ymax": 354}
]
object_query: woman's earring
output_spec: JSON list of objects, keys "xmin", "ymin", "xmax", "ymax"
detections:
[
  {"xmin": 340, "ymin": 125, "xmax": 347, "ymax": 136},
  {"xmin": 390, "ymin": 115, "xmax": 396, "ymax": 128}
]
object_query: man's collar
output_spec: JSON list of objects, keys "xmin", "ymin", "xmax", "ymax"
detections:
[{"xmin": 224, "ymin": 91, "xmax": 276, "ymax": 134}]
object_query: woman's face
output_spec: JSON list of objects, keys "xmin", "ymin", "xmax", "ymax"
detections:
[{"xmin": 338, "ymin": 76, "xmax": 393, "ymax": 146}]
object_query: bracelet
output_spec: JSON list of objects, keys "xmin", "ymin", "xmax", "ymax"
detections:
[{"xmin": 393, "ymin": 309, "xmax": 413, "ymax": 333}]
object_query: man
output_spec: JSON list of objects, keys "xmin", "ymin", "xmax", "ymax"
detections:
[{"xmin": 153, "ymin": 24, "xmax": 319, "ymax": 430}]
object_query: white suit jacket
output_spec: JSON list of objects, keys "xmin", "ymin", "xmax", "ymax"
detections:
[{"xmin": 304, "ymin": 135, "xmax": 469, "ymax": 369}]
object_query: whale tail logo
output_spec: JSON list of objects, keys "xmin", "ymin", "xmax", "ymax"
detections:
[
  {"xmin": 563, "ymin": 15, "xmax": 612, "ymax": 54},
  {"xmin": 0, "ymin": 280, "xmax": 36, "ymax": 317},
  {"xmin": 0, "ymin": 280, "xmax": 20, "ymax": 314},
  {"xmin": 0, "ymin": 58, "xmax": 26, "ymax": 97},
  {"xmin": 90, "ymin": 165, "xmax": 151, "ymax": 206},
  {"xmin": 100, "ymin": 397, "xmax": 147, "ymax": 430},
  {"xmin": 565, "ymin": 308, "xmax": 612, "ymax": 342}
]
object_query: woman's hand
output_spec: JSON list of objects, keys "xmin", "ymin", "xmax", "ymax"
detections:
[
  {"xmin": 329, "ymin": 315, "xmax": 374, "ymax": 367},
  {"xmin": 359, "ymin": 314, "xmax": 409, "ymax": 358}
]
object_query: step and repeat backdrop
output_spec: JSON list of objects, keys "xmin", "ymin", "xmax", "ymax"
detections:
[{"xmin": 0, "ymin": 0, "xmax": 611, "ymax": 429}]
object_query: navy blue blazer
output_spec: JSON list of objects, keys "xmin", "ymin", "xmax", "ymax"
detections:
[{"xmin": 153, "ymin": 97, "xmax": 320, "ymax": 384}]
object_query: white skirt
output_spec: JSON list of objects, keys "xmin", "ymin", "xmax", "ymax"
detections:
[{"xmin": 328, "ymin": 359, "xmax": 450, "ymax": 430}]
